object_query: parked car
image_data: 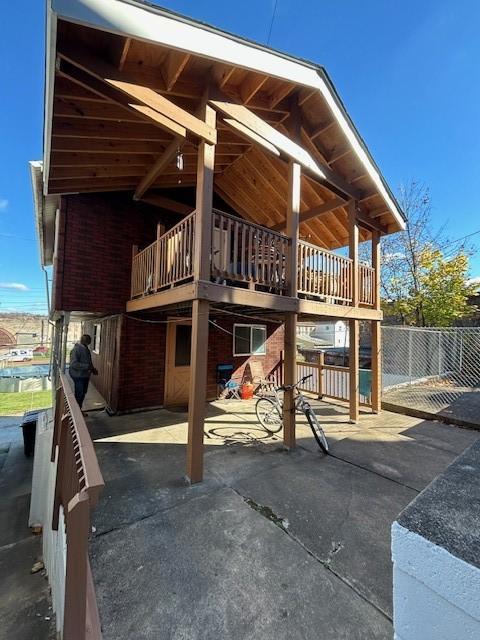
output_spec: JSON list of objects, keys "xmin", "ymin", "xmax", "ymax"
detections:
[
  {"xmin": 33, "ymin": 346, "xmax": 49, "ymax": 355},
  {"xmin": 3, "ymin": 349, "xmax": 34, "ymax": 362}
]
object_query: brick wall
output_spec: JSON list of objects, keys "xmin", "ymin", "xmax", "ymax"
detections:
[
  {"xmin": 206, "ymin": 319, "xmax": 284, "ymax": 398},
  {"xmin": 117, "ymin": 317, "xmax": 167, "ymax": 412},
  {"xmin": 85, "ymin": 314, "xmax": 284, "ymax": 413},
  {"xmin": 53, "ymin": 193, "xmax": 176, "ymax": 314}
]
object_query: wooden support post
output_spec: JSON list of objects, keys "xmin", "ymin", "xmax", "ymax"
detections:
[
  {"xmin": 371, "ymin": 320, "xmax": 381, "ymax": 413},
  {"xmin": 349, "ymin": 318, "xmax": 360, "ymax": 423},
  {"xmin": 283, "ymin": 159, "xmax": 300, "ymax": 448},
  {"xmin": 192, "ymin": 96, "xmax": 216, "ymax": 282},
  {"xmin": 371, "ymin": 229, "xmax": 382, "ymax": 413},
  {"xmin": 372, "ymin": 229, "xmax": 381, "ymax": 310},
  {"xmin": 348, "ymin": 201, "xmax": 359, "ymax": 307},
  {"xmin": 186, "ymin": 299, "xmax": 210, "ymax": 483},
  {"xmin": 186, "ymin": 95, "xmax": 216, "ymax": 483},
  {"xmin": 283, "ymin": 312, "xmax": 297, "ymax": 449}
]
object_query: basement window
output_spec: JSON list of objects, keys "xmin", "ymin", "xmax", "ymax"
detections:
[
  {"xmin": 233, "ymin": 325, "xmax": 266, "ymax": 356},
  {"xmin": 92, "ymin": 324, "xmax": 101, "ymax": 355}
]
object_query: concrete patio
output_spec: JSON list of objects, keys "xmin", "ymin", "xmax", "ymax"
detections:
[{"xmin": 84, "ymin": 396, "xmax": 479, "ymax": 639}]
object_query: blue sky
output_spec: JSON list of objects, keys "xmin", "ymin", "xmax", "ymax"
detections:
[{"xmin": 1, "ymin": 0, "xmax": 479, "ymax": 313}]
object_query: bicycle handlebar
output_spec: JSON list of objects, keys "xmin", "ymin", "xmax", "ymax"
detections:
[{"xmin": 278, "ymin": 374, "xmax": 313, "ymax": 391}]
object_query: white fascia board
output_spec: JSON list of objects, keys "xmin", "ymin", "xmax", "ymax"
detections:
[
  {"xmin": 43, "ymin": 3, "xmax": 57, "ymax": 195},
  {"xmin": 49, "ymin": 0, "xmax": 405, "ymax": 228}
]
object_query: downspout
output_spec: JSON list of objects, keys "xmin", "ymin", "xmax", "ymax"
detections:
[{"xmin": 61, "ymin": 312, "xmax": 70, "ymax": 373}]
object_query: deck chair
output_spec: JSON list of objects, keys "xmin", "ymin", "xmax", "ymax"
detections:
[{"xmin": 247, "ymin": 361, "xmax": 276, "ymax": 396}]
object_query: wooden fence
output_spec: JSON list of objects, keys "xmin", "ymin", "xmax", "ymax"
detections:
[
  {"xmin": 211, "ymin": 209, "xmax": 289, "ymax": 294},
  {"xmin": 297, "ymin": 240, "xmax": 352, "ymax": 304},
  {"xmin": 51, "ymin": 373, "xmax": 104, "ymax": 640}
]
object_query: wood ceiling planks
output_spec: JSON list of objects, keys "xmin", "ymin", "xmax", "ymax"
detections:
[{"xmin": 46, "ymin": 19, "xmax": 401, "ymax": 249}]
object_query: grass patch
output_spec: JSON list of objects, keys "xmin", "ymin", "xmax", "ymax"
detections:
[{"xmin": 0, "ymin": 390, "xmax": 52, "ymax": 416}]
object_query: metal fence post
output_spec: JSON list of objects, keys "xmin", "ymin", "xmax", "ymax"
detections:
[{"xmin": 318, "ymin": 351, "xmax": 324, "ymax": 399}]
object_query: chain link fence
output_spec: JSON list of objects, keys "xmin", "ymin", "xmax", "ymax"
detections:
[{"xmin": 382, "ymin": 326, "xmax": 480, "ymax": 425}]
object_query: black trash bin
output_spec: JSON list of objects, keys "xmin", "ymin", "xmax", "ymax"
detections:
[{"xmin": 20, "ymin": 410, "xmax": 41, "ymax": 458}]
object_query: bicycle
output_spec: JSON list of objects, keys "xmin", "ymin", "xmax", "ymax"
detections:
[{"xmin": 255, "ymin": 374, "xmax": 329, "ymax": 453}]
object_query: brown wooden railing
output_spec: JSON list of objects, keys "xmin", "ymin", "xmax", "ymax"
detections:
[
  {"xmin": 297, "ymin": 240, "xmax": 352, "ymax": 304},
  {"xmin": 359, "ymin": 263, "xmax": 375, "ymax": 306},
  {"xmin": 211, "ymin": 209, "xmax": 290, "ymax": 294},
  {"xmin": 131, "ymin": 211, "xmax": 196, "ymax": 297},
  {"xmin": 130, "ymin": 210, "xmax": 375, "ymax": 307},
  {"xmin": 51, "ymin": 372, "xmax": 104, "ymax": 640},
  {"xmin": 157, "ymin": 211, "xmax": 195, "ymax": 289},
  {"xmin": 297, "ymin": 358, "xmax": 372, "ymax": 407},
  {"xmin": 131, "ymin": 241, "xmax": 157, "ymax": 298}
]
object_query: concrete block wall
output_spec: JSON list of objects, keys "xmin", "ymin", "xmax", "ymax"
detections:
[{"xmin": 392, "ymin": 440, "xmax": 480, "ymax": 640}]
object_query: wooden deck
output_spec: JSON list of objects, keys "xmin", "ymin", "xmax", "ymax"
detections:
[{"xmin": 129, "ymin": 209, "xmax": 377, "ymax": 316}]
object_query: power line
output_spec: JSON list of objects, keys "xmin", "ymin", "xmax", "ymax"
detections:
[{"xmin": 266, "ymin": 0, "xmax": 278, "ymax": 45}]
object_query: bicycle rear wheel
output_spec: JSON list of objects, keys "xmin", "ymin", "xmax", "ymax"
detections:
[
  {"xmin": 255, "ymin": 398, "xmax": 283, "ymax": 433},
  {"xmin": 305, "ymin": 408, "xmax": 329, "ymax": 453}
]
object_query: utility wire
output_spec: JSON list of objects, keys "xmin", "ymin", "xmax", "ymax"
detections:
[{"xmin": 266, "ymin": 0, "xmax": 278, "ymax": 45}]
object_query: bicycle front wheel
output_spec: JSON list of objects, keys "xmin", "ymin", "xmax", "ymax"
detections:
[
  {"xmin": 256, "ymin": 398, "xmax": 283, "ymax": 433},
  {"xmin": 305, "ymin": 408, "xmax": 329, "ymax": 453}
]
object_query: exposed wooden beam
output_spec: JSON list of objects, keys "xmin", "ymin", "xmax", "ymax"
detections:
[
  {"xmin": 51, "ymin": 137, "xmax": 167, "ymax": 154},
  {"xmin": 311, "ymin": 120, "xmax": 336, "ymax": 140},
  {"xmin": 222, "ymin": 118, "xmax": 280, "ymax": 157},
  {"xmin": 50, "ymin": 165, "xmax": 147, "ymax": 180},
  {"xmin": 209, "ymin": 90, "xmax": 362, "ymax": 200},
  {"xmin": 47, "ymin": 177, "xmax": 136, "ymax": 194},
  {"xmin": 162, "ymin": 51, "xmax": 191, "ymax": 92},
  {"xmin": 52, "ymin": 118, "xmax": 170, "ymax": 142},
  {"xmin": 50, "ymin": 151, "xmax": 155, "ymax": 166},
  {"xmin": 212, "ymin": 64, "xmax": 236, "ymax": 89},
  {"xmin": 268, "ymin": 81, "xmax": 295, "ymax": 109},
  {"xmin": 272, "ymin": 195, "xmax": 345, "ymax": 231},
  {"xmin": 118, "ymin": 38, "xmax": 131, "ymax": 71},
  {"xmin": 134, "ymin": 138, "xmax": 186, "ymax": 200},
  {"xmin": 240, "ymin": 72, "xmax": 269, "ymax": 104},
  {"xmin": 58, "ymin": 47, "xmax": 217, "ymax": 144},
  {"xmin": 140, "ymin": 195, "xmax": 194, "ymax": 215},
  {"xmin": 356, "ymin": 210, "xmax": 388, "ymax": 235},
  {"xmin": 57, "ymin": 62, "xmax": 188, "ymax": 140},
  {"xmin": 53, "ymin": 97, "xmax": 144, "ymax": 123}
]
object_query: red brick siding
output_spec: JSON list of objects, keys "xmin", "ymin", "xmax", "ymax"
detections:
[
  {"xmin": 85, "ymin": 315, "xmax": 284, "ymax": 413},
  {"xmin": 206, "ymin": 320, "xmax": 284, "ymax": 398},
  {"xmin": 117, "ymin": 317, "xmax": 167, "ymax": 412},
  {"xmin": 53, "ymin": 193, "xmax": 175, "ymax": 314}
]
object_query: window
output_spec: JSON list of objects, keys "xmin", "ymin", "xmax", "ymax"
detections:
[
  {"xmin": 233, "ymin": 325, "xmax": 266, "ymax": 356},
  {"xmin": 92, "ymin": 324, "xmax": 101, "ymax": 354}
]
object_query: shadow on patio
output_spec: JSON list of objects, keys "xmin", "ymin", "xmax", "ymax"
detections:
[{"xmin": 84, "ymin": 392, "xmax": 479, "ymax": 640}]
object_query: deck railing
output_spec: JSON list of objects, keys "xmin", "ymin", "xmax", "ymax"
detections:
[
  {"xmin": 297, "ymin": 358, "xmax": 372, "ymax": 407},
  {"xmin": 51, "ymin": 372, "xmax": 104, "ymax": 640},
  {"xmin": 130, "ymin": 211, "xmax": 375, "ymax": 306},
  {"xmin": 211, "ymin": 209, "xmax": 290, "ymax": 294},
  {"xmin": 359, "ymin": 263, "xmax": 375, "ymax": 306},
  {"xmin": 131, "ymin": 211, "xmax": 196, "ymax": 297},
  {"xmin": 297, "ymin": 240, "xmax": 352, "ymax": 304},
  {"xmin": 131, "ymin": 241, "xmax": 157, "ymax": 298}
]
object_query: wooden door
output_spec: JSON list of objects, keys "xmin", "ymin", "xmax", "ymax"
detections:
[{"xmin": 165, "ymin": 320, "xmax": 192, "ymax": 406}]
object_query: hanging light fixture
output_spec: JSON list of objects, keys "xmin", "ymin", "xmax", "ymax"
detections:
[{"xmin": 176, "ymin": 146, "xmax": 184, "ymax": 171}]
